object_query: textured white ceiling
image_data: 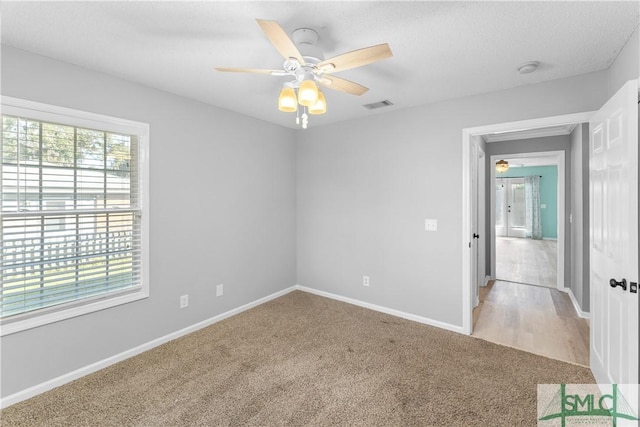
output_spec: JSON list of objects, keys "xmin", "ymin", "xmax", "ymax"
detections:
[{"xmin": 1, "ymin": 1, "xmax": 638, "ymax": 129}]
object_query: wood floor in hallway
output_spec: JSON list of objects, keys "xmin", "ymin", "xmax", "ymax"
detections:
[
  {"xmin": 472, "ymin": 280, "xmax": 589, "ymax": 366},
  {"xmin": 496, "ymin": 237, "xmax": 557, "ymax": 288}
]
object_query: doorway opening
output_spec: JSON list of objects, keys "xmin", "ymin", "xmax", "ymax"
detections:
[
  {"xmin": 465, "ymin": 125, "xmax": 590, "ymax": 366},
  {"xmin": 461, "ymin": 111, "xmax": 594, "ymax": 336},
  {"xmin": 493, "ymin": 154, "xmax": 561, "ymax": 289}
]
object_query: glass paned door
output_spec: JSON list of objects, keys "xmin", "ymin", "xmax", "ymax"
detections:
[
  {"xmin": 509, "ymin": 182, "xmax": 526, "ymax": 229},
  {"xmin": 495, "ymin": 178, "xmax": 527, "ymax": 238}
]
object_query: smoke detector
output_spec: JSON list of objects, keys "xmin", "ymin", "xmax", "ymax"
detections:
[{"xmin": 518, "ymin": 61, "xmax": 539, "ymax": 74}]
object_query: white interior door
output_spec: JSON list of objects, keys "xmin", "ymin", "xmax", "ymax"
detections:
[{"xmin": 589, "ymin": 79, "xmax": 638, "ymax": 422}]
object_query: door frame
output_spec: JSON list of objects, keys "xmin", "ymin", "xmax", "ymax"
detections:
[
  {"xmin": 470, "ymin": 138, "xmax": 486, "ymax": 308},
  {"xmin": 461, "ymin": 111, "xmax": 595, "ymax": 335},
  {"xmin": 489, "ymin": 151, "xmax": 564, "ymax": 290}
]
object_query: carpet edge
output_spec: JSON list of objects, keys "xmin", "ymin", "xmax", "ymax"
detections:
[{"xmin": 294, "ymin": 285, "xmax": 466, "ymax": 335}]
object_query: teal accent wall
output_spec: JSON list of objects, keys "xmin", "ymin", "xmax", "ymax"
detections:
[{"xmin": 497, "ymin": 165, "xmax": 558, "ymax": 239}]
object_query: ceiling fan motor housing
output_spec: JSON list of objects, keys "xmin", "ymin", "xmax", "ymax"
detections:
[{"xmin": 292, "ymin": 28, "xmax": 324, "ymax": 64}]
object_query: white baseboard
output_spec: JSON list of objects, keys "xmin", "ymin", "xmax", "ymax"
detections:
[
  {"xmin": 294, "ymin": 285, "xmax": 465, "ymax": 334},
  {"xmin": 562, "ymin": 287, "xmax": 590, "ymax": 319},
  {"xmin": 483, "ymin": 275, "xmax": 491, "ymax": 286},
  {"xmin": 542, "ymin": 237, "xmax": 558, "ymax": 241},
  {"xmin": 2, "ymin": 284, "xmax": 466, "ymax": 408},
  {"xmin": 0, "ymin": 285, "xmax": 297, "ymax": 409}
]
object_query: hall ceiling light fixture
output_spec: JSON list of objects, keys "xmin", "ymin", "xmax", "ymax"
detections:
[
  {"xmin": 496, "ymin": 159, "xmax": 510, "ymax": 173},
  {"xmin": 216, "ymin": 19, "xmax": 393, "ymax": 129}
]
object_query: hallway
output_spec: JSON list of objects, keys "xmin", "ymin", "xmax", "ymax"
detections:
[
  {"xmin": 472, "ymin": 280, "xmax": 589, "ymax": 366},
  {"xmin": 495, "ymin": 237, "xmax": 557, "ymax": 288}
]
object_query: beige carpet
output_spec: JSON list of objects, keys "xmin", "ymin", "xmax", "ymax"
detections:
[{"xmin": 1, "ymin": 291, "xmax": 594, "ymax": 426}]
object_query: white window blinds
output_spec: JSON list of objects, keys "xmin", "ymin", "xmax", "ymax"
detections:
[{"xmin": 1, "ymin": 115, "xmax": 142, "ymax": 319}]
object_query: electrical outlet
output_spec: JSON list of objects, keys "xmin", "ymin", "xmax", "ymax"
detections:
[
  {"xmin": 216, "ymin": 284, "xmax": 224, "ymax": 297},
  {"xmin": 179, "ymin": 294, "xmax": 189, "ymax": 309},
  {"xmin": 363, "ymin": 275, "xmax": 370, "ymax": 287},
  {"xmin": 541, "ymin": 204, "xmax": 547, "ymax": 209},
  {"xmin": 425, "ymin": 219, "xmax": 438, "ymax": 231}
]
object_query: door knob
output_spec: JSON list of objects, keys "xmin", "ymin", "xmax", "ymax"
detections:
[
  {"xmin": 473, "ymin": 233, "xmax": 480, "ymax": 239},
  {"xmin": 609, "ymin": 278, "xmax": 627, "ymax": 291}
]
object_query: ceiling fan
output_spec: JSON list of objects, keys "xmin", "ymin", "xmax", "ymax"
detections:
[{"xmin": 216, "ymin": 19, "xmax": 393, "ymax": 128}]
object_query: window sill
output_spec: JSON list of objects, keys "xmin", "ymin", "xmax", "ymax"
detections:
[{"xmin": 1, "ymin": 289, "xmax": 148, "ymax": 337}]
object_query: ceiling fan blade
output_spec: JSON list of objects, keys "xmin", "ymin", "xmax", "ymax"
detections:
[
  {"xmin": 256, "ymin": 19, "xmax": 305, "ymax": 65},
  {"xmin": 319, "ymin": 75, "xmax": 369, "ymax": 96},
  {"xmin": 318, "ymin": 43, "xmax": 392, "ymax": 73},
  {"xmin": 215, "ymin": 67, "xmax": 286, "ymax": 76}
]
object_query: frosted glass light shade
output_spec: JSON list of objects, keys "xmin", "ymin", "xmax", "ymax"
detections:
[
  {"xmin": 278, "ymin": 86, "xmax": 297, "ymax": 112},
  {"xmin": 309, "ymin": 91, "xmax": 327, "ymax": 115},
  {"xmin": 298, "ymin": 80, "xmax": 319, "ymax": 106},
  {"xmin": 495, "ymin": 160, "xmax": 509, "ymax": 173}
]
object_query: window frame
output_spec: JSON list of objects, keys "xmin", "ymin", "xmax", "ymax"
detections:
[{"xmin": 1, "ymin": 96, "xmax": 149, "ymax": 336}]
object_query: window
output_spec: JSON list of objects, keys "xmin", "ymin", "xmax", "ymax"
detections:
[{"xmin": 1, "ymin": 97, "xmax": 149, "ymax": 335}]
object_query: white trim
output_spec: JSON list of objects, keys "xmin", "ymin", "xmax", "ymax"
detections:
[
  {"xmin": 0, "ymin": 284, "xmax": 467, "ymax": 408},
  {"xmin": 489, "ymin": 150, "xmax": 565, "ymax": 293},
  {"xmin": 563, "ymin": 287, "xmax": 591, "ymax": 319},
  {"xmin": 0, "ymin": 97, "xmax": 151, "ymax": 337},
  {"xmin": 0, "ymin": 285, "xmax": 297, "ymax": 409},
  {"xmin": 462, "ymin": 111, "xmax": 595, "ymax": 335},
  {"xmin": 1, "ymin": 96, "xmax": 148, "ymax": 136},
  {"xmin": 542, "ymin": 237, "xmax": 558, "ymax": 241},
  {"xmin": 483, "ymin": 275, "xmax": 491, "ymax": 286},
  {"xmin": 1, "ymin": 291, "xmax": 148, "ymax": 337},
  {"xmin": 295, "ymin": 285, "xmax": 465, "ymax": 334}
]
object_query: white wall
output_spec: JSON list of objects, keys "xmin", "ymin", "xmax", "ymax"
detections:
[
  {"xmin": 607, "ymin": 25, "xmax": 639, "ymax": 97},
  {"xmin": 296, "ymin": 72, "xmax": 608, "ymax": 328},
  {"xmin": 0, "ymin": 46, "xmax": 297, "ymax": 398}
]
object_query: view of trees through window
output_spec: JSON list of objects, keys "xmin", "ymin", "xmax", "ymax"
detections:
[{"xmin": 1, "ymin": 115, "xmax": 141, "ymax": 318}]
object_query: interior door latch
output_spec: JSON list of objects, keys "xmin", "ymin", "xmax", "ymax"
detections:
[
  {"xmin": 610, "ymin": 278, "xmax": 627, "ymax": 291},
  {"xmin": 630, "ymin": 282, "xmax": 638, "ymax": 294}
]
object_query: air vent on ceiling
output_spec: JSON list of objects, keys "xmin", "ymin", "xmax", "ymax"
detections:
[{"xmin": 363, "ymin": 100, "xmax": 394, "ymax": 110}]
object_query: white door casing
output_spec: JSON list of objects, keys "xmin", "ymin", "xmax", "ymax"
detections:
[
  {"xmin": 495, "ymin": 180, "xmax": 507, "ymax": 237},
  {"xmin": 589, "ymin": 80, "xmax": 638, "ymax": 420},
  {"xmin": 471, "ymin": 140, "xmax": 480, "ymax": 307},
  {"xmin": 477, "ymin": 145, "xmax": 486, "ymax": 290},
  {"xmin": 463, "ymin": 112, "xmax": 595, "ymax": 335}
]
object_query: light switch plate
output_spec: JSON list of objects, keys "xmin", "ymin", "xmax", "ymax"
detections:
[{"xmin": 425, "ymin": 219, "xmax": 438, "ymax": 231}]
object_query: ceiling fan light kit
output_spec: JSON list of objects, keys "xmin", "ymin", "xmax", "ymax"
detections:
[
  {"xmin": 309, "ymin": 91, "xmax": 327, "ymax": 115},
  {"xmin": 278, "ymin": 83, "xmax": 298, "ymax": 112},
  {"xmin": 298, "ymin": 78, "xmax": 319, "ymax": 106},
  {"xmin": 216, "ymin": 19, "xmax": 392, "ymax": 129}
]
